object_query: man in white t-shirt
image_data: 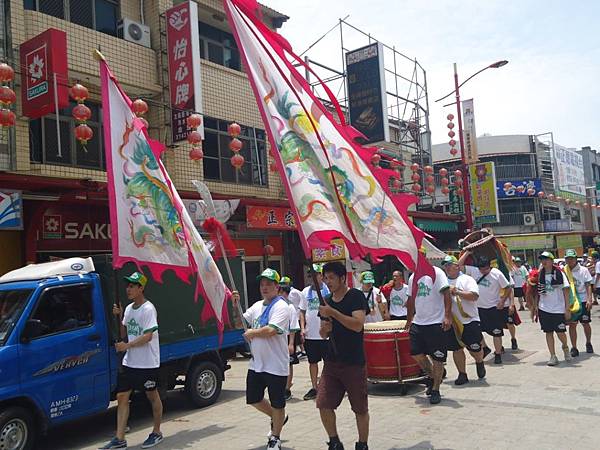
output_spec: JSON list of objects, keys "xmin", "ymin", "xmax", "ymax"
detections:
[
  {"xmin": 279, "ymin": 276, "xmax": 305, "ymax": 359},
  {"xmin": 511, "ymin": 257, "xmax": 529, "ymax": 311},
  {"xmin": 360, "ymin": 271, "xmax": 388, "ymax": 323},
  {"xmin": 406, "ymin": 266, "xmax": 452, "ymax": 405},
  {"xmin": 243, "ymin": 268, "xmax": 291, "ymax": 450},
  {"xmin": 441, "ymin": 256, "xmax": 486, "ymax": 384},
  {"xmin": 533, "ymin": 252, "xmax": 571, "ymax": 366},
  {"xmin": 299, "ymin": 264, "xmax": 330, "ymax": 401},
  {"xmin": 101, "ymin": 271, "xmax": 163, "ymax": 450},
  {"xmin": 564, "ymin": 249, "xmax": 594, "ymax": 357},
  {"xmin": 388, "ymin": 271, "xmax": 409, "ymax": 320},
  {"xmin": 458, "ymin": 252, "xmax": 511, "ymax": 365},
  {"xmin": 592, "ymin": 251, "xmax": 600, "ymax": 302}
]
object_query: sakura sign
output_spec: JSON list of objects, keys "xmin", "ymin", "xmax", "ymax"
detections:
[{"xmin": 165, "ymin": 1, "xmax": 204, "ymax": 142}]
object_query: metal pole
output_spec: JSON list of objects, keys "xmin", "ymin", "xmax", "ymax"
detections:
[
  {"xmin": 454, "ymin": 63, "xmax": 474, "ymax": 231},
  {"xmin": 53, "ymin": 73, "xmax": 62, "ymax": 158}
]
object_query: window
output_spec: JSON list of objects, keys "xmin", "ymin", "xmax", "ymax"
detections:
[
  {"xmin": 198, "ymin": 21, "xmax": 241, "ymax": 71},
  {"xmin": 0, "ymin": 289, "xmax": 33, "ymax": 346},
  {"xmin": 29, "ymin": 284, "xmax": 94, "ymax": 338},
  {"xmin": 203, "ymin": 116, "xmax": 267, "ymax": 186},
  {"xmin": 30, "ymin": 101, "xmax": 105, "ymax": 170},
  {"xmin": 24, "ymin": 0, "xmax": 119, "ymax": 36}
]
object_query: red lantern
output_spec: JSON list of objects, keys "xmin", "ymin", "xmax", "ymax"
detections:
[
  {"xmin": 187, "ymin": 130, "xmax": 202, "ymax": 145},
  {"xmin": 448, "ymin": 130, "xmax": 456, "ymax": 138},
  {"xmin": 264, "ymin": 244, "xmax": 274, "ymax": 255},
  {"xmin": 411, "ymin": 172, "xmax": 420, "ymax": 182},
  {"xmin": 424, "ymin": 165, "xmax": 434, "ymax": 174},
  {"xmin": 410, "ymin": 163, "xmax": 420, "ymax": 172},
  {"xmin": 457, "ymin": 188, "xmax": 464, "ymax": 196},
  {"xmin": 527, "ymin": 188, "xmax": 536, "ymax": 196},
  {"xmin": 441, "ymin": 177, "xmax": 449, "ymax": 186},
  {"xmin": 189, "ymin": 146, "xmax": 204, "ymax": 161},
  {"xmin": 425, "ymin": 175, "xmax": 434, "ymax": 184},
  {"xmin": 538, "ymin": 191, "xmax": 545, "ymax": 198},
  {"xmin": 503, "ymin": 182, "xmax": 512, "ymax": 190},
  {"xmin": 454, "ymin": 170, "xmax": 462, "ymax": 178},
  {"xmin": 450, "ymin": 148, "xmax": 458, "ymax": 156},
  {"xmin": 228, "ymin": 122, "xmax": 241, "ymax": 137},
  {"xmin": 229, "ymin": 138, "xmax": 243, "ymax": 153},
  {"xmin": 0, "ymin": 86, "xmax": 16, "ymax": 105},
  {"xmin": 441, "ymin": 186, "xmax": 450, "ymax": 195},
  {"xmin": 186, "ymin": 113, "xmax": 203, "ymax": 129},
  {"xmin": 447, "ymin": 114, "xmax": 454, "ymax": 121},
  {"xmin": 0, "ymin": 63, "xmax": 14, "ymax": 82},
  {"xmin": 392, "ymin": 178, "xmax": 403, "ymax": 189},
  {"xmin": 425, "ymin": 184, "xmax": 436, "ymax": 194},
  {"xmin": 454, "ymin": 179, "xmax": 463, "ymax": 187},
  {"xmin": 447, "ymin": 122, "xmax": 455, "ymax": 129},
  {"xmin": 411, "ymin": 183, "xmax": 422, "ymax": 193},
  {"xmin": 74, "ymin": 123, "xmax": 93, "ymax": 144},
  {"xmin": 231, "ymin": 153, "xmax": 245, "ymax": 169},
  {"xmin": 70, "ymin": 83, "xmax": 89, "ymax": 103},
  {"xmin": 448, "ymin": 139, "xmax": 456, "ymax": 147},
  {"xmin": 439, "ymin": 168, "xmax": 448, "ymax": 177},
  {"xmin": 72, "ymin": 103, "xmax": 92, "ymax": 122},
  {"xmin": 371, "ymin": 153, "xmax": 381, "ymax": 166},
  {"xmin": 0, "ymin": 109, "xmax": 15, "ymax": 127},
  {"xmin": 132, "ymin": 99, "xmax": 148, "ymax": 116}
]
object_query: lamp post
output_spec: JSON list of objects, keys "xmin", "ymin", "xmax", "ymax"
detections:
[{"xmin": 436, "ymin": 60, "xmax": 508, "ymax": 232}]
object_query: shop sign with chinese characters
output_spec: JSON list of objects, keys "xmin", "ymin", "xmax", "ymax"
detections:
[
  {"xmin": 165, "ymin": 1, "xmax": 204, "ymax": 142},
  {"xmin": 246, "ymin": 206, "xmax": 297, "ymax": 230}
]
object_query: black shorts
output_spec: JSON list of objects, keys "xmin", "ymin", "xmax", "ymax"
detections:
[
  {"xmin": 578, "ymin": 309, "xmax": 592, "ymax": 324},
  {"xmin": 447, "ymin": 321, "xmax": 484, "ymax": 353},
  {"xmin": 246, "ymin": 370, "xmax": 287, "ymax": 409},
  {"xmin": 116, "ymin": 366, "xmax": 159, "ymax": 393},
  {"xmin": 390, "ymin": 315, "xmax": 408, "ymax": 321},
  {"xmin": 479, "ymin": 307, "xmax": 507, "ymax": 337},
  {"xmin": 514, "ymin": 287, "xmax": 524, "ymax": 298},
  {"xmin": 305, "ymin": 339, "xmax": 328, "ymax": 364},
  {"xmin": 409, "ymin": 323, "xmax": 452, "ymax": 362},
  {"xmin": 539, "ymin": 310, "xmax": 567, "ymax": 333}
]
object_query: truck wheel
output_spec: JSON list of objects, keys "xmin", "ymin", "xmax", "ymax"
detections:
[
  {"xmin": 0, "ymin": 406, "xmax": 35, "ymax": 450},
  {"xmin": 185, "ymin": 361, "xmax": 222, "ymax": 408}
]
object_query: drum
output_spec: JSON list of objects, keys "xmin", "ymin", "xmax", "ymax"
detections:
[{"xmin": 363, "ymin": 320, "xmax": 421, "ymax": 381}]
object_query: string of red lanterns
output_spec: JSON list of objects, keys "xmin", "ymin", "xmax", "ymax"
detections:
[
  {"xmin": 447, "ymin": 114, "xmax": 458, "ymax": 157},
  {"xmin": 228, "ymin": 122, "xmax": 244, "ymax": 170},
  {"xmin": 0, "ymin": 62, "xmax": 15, "ymax": 127},
  {"xmin": 70, "ymin": 82, "xmax": 93, "ymax": 145},
  {"xmin": 132, "ymin": 98, "xmax": 149, "ymax": 129},
  {"xmin": 186, "ymin": 114, "xmax": 203, "ymax": 161}
]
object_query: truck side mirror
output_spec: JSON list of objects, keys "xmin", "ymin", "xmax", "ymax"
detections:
[{"xmin": 21, "ymin": 319, "xmax": 44, "ymax": 343}]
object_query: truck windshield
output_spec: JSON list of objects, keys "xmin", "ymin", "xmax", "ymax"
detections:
[{"xmin": 0, "ymin": 288, "xmax": 33, "ymax": 346}]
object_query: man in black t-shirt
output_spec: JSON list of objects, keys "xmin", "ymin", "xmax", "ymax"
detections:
[{"xmin": 316, "ymin": 262, "xmax": 368, "ymax": 450}]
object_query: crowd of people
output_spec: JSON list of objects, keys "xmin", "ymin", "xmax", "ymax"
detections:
[{"xmin": 237, "ymin": 248, "xmax": 598, "ymax": 450}]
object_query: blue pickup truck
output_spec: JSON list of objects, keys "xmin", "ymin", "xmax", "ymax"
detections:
[{"xmin": 0, "ymin": 255, "xmax": 245, "ymax": 449}]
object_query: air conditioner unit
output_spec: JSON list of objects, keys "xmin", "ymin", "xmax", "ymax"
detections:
[
  {"xmin": 117, "ymin": 19, "xmax": 151, "ymax": 48},
  {"xmin": 523, "ymin": 213, "xmax": 536, "ymax": 226}
]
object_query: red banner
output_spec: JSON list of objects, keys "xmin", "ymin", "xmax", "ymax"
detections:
[
  {"xmin": 246, "ymin": 206, "xmax": 297, "ymax": 230},
  {"xmin": 165, "ymin": 1, "xmax": 203, "ymax": 142},
  {"xmin": 20, "ymin": 28, "xmax": 69, "ymax": 119}
]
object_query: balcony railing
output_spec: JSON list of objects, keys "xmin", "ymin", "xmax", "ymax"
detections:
[{"xmin": 495, "ymin": 164, "xmax": 537, "ymax": 180}]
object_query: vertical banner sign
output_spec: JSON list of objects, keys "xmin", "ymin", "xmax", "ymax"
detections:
[
  {"xmin": 166, "ymin": 1, "xmax": 204, "ymax": 142},
  {"xmin": 19, "ymin": 28, "xmax": 69, "ymax": 119},
  {"xmin": 346, "ymin": 42, "xmax": 390, "ymax": 143},
  {"xmin": 553, "ymin": 144, "xmax": 585, "ymax": 197},
  {"xmin": 461, "ymin": 99, "xmax": 479, "ymax": 163},
  {"xmin": 469, "ymin": 161, "xmax": 499, "ymax": 225}
]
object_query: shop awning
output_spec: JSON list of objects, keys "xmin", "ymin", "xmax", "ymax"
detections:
[{"xmin": 414, "ymin": 219, "xmax": 458, "ymax": 233}]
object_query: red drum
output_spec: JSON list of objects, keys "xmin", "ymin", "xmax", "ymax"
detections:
[{"xmin": 363, "ymin": 321, "xmax": 421, "ymax": 381}]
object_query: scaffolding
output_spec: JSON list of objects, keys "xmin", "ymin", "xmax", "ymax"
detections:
[{"xmin": 293, "ymin": 18, "xmax": 431, "ymax": 168}]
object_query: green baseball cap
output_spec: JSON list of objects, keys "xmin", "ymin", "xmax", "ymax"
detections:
[
  {"xmin": 360, "ymin": 271, "xmax": 375, "ymax": 284},
  {"xmin": 312, "ymin": 263, "xmax": 323, "ymax": 273},
  {"xmin": 257, "ymin": 268, "xmax": 280, "ymax": 283},
  {"xmin": 124, "ymin": 271, "xmax": 147, "ymax": 288},
  {"xmin": 539, "ymin": 251, "xmax": 555, "ymax": 260},
  {"xmin": 279, "ymin": 276, "xmax": 292, "ymax": 286},
  {"xmin": 441, "ymin": 255, "xmax": 458, "ymax": 266},
  {"xmin": 513, "ymin": 256, "xmax": 522, "ymax": 263},
  {"xmin": 565, "ymin": 249, "xmax": 578, "ymax": 258}
]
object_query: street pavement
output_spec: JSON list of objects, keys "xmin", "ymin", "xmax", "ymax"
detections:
[{"xmin": 42, "ymin": 310, "xmax": 600, "ymax": 450}]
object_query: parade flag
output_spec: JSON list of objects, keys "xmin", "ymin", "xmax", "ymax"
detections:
[
  {"xmin": 224, "ymin": 0, "xmax": 428, "ymax": 272},
  {"xmin": 98, "ymin": 53, "xmax": 229, "ymax": 324}
]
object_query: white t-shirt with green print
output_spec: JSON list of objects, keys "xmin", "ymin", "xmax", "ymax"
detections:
[
  {"xmin": 407, "ymin": 267, "xmax": 450, "ymax": 325},
  {"xmin": 122, "ymin": 300, "xmax": 160, "ymax": 369},
  {"xmin": 243, "ymin": 299, "xmax": 290, "ymax": 376}
]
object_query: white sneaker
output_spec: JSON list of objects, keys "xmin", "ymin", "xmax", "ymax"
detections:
[
  {"xmin": 267, "ymin": 437, "xmax": 282, "ymax": 450},
  {"xmin": 547, "ymin": 355, "xmax": 559, "ymax": 366},
  {"xmin": 562, "ymin": 346, "xmax": 572, "ymax": 361}
]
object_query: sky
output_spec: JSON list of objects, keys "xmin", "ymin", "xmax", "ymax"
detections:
[{"xmin": 265, "ymin": 0, "xmax": 600, "ymax": 150}]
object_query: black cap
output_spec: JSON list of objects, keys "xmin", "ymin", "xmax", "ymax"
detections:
[{"xmin": 475, "ymin": 256, "xmax": 490, "ymax": 268}]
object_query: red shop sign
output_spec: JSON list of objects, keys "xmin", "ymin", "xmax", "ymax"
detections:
[
  {"xmin": 165, "ymin": 1, "xmax": 204, "ymax": 142},
  {"xmin": 20, "ymin": 28, "xmax": 69, "ymax": 119},
  {"xmin": 246, "ymin": 206, "xmax": 297, "ymax": 230}
]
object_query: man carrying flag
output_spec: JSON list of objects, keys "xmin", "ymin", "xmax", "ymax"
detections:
[{"xmin": 564, "ymin": 249, "xmax": 594, "ymax": 356}]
